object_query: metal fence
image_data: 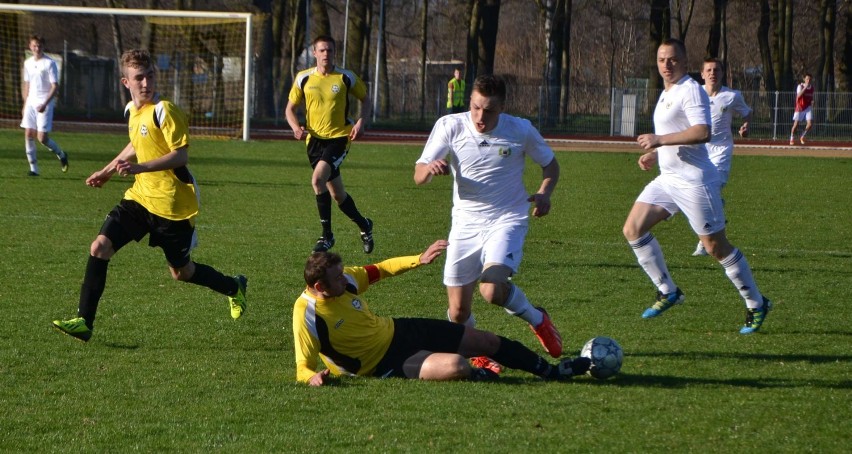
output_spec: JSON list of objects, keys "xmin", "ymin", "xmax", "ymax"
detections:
[{"xmin": 377, "ymin": 77, "xmax": 852, "ymax": 142}]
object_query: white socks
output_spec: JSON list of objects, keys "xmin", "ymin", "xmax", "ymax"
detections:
[
  {"xmin": 501, "ymin": 283, "xmax": 543, "ymax": 327},
  {"xmin": 25, "ymin": 138, "xmax": 38, "ymax": 173},
  {"xmin": 719, "ymin": 248, "xmax": 763, "ymax": 308},
  {"xmin": 629, "ymin": 232, "xmax": 676, "ymax": 294}
]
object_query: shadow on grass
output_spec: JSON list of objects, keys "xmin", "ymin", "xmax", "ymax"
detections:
[
  {"xmin": 595, "ymin": 373, "xmax": 852, "ymax": 390},
  {"xmin": 629, "ymin": 350, "xmax": 852, "ymax": 364}
]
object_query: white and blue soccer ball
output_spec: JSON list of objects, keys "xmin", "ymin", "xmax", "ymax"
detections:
[{"xmin": 580, "ymin": 336, "xmax": 623, "ymax": 379}]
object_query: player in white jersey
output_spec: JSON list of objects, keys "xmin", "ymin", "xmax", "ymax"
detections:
[
  {"xmin": 790, "ymin": 73, "xmax": 815, "ymax": 145},
  {"xmin": 20, "ymin": 35, "xmax": 68, "ymax": 176},
  {"xmin": 691, "ymin": 58, "xmax": 752, "ymax": 256},
  {"xmin": 624, "ymin": 39, "xmax": 772, "ymax": 334},
  {"xmin": 414, "ymin": 75, "xmax": 563, "ymax": 371}
]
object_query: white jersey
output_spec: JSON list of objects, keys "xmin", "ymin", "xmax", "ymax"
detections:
[
  {"xmin": 653, "ymin": 75, "xmax": 717, "ymax": 187},
  {"xmin": 417, "ymin": 112, "xmax": 555, "ymax": 220},
  {"xmin": 23, "ymin": 55, "xmax": 59, "ymax": 106},
  {"xmin": 706, "ymin": 86, "xmax": 751, "ymax": 175}
]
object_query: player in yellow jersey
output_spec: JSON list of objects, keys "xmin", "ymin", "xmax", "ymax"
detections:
[
  {"xmin": 293, "ymin": 240, "xmax": 590, "ymax": 385},
  {"xmin": 285, "ymin": 35, "xmax": 374, "ymax": 254},
  {"xmin": 52, "ymin": 49, "xmax": 247, "ymax": 342}
]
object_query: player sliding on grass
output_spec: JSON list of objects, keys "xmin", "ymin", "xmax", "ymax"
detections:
[
  {"xmin": 52, "ymin": 49, "xmax": 247, "ymax": 342},
  {"xmin": 413, "ymin": 75, "xmax": 564, "ymax": 375},
  {"xmin": 292, "ymin": 240, "xmax": 590, "ymax": 385}
]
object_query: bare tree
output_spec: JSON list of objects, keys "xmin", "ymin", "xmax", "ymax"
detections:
[
  {"xmin": 816, "ymin": 0, "xmax": 836, "ymax": 92},
  {"xmin": 466, "ymin": 0, "xmax": 501, "ymax": 79},
  {"xmin": 671, "ymin": 0, "xmax": 696, "ymax": 40},
  {"xmin": 106, "ymin": 0, "xmax": 127, "ymax": 106},
  {"xmin": 648, "ymin": 0, "xmax": 670, "ymax": 95},
  {"xmin": 839, "ymin": 0, "xmax": 852, "ymax": 93},
  {"xmin": 419, "ymin": 0, "xmax": 427, "ymax": 120},
  {"xmin": 537, "ymin": 0, "xmax": 568, "ymax": 127},
  {"xmin": 705, "ymin": 0, "xmax": 727, "ymax": 63},
  {"xmin": 758, "ymin": 0, "xmax": 777, "ymax": 93}
]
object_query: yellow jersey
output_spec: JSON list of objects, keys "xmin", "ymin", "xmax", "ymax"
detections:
[
  {"xmin": 288, "ymin": 66, "xmax": 367, "ymax": 140},
  {"xmin": 292, "ymin": 254, "xmax": 425, "ymax": 383},
  {"xmin": 123, "ymin": 95, "xmax": 198, "ymax": 221}
]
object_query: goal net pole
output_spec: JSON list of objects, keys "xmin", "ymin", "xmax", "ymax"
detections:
[{"xmin": 0, "ymin": 3, "xmax": 253, "ymax": 141}]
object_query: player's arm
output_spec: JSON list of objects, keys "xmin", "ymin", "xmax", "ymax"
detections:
[
  {"xmin": 350, "ymin": 95, "xmax": 371, "ymax": 141},
  {"xmin": 738, "ymin": 113, "xmax": 752, "ymax": 137},
  {"xmin": 637, "ymin": 124, "xmax": 709, "ymax": 151},
  {"xmin": 528, "ymin": 157, "xmax": 559, "ymax": 217},
  {"xmin": 414, "ymin": 159, "xmax": 449, "ymax": 185},
  {"xmin": 115, "ymin": 146, "xmax": 188, "ymax": 177},
  {"xmin": 359, "ymin": 240, "xmax": 447, "ymax": 286},
  {"xmin": 86, "ymin": 142, "xmax": 137, "ymax": 187},
  {"xmin": 284, "ymin": 99, "xmax": 305, "ymax": 141}
]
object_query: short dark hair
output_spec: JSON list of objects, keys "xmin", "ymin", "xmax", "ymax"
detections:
[
  {"xmin": 304, "ymin": 251, "xmax": 342, "ymax": 287},
  {"xmin": 472, "ymin": 74, "xmax": 506, "ymax": 104},
  {"xmin": 120, "ymin": 49, "xmax": 155, "ymax": 77},
  {"xmin": 312, "ymin": 35, "xmax": 336, "ymax": 50},
  {"xmin": 661, "ymin": 38, "xmax": 687, "ymax": 59},
  {"xmin": 804, "ymin": 73, "xmax": 813, "ymax": 79},
  {"xmin": 702, "ymin": 58, "xmax": 724, "ymax": 71},
  {"xmin": 28, "ymin": 34, "xmax": 44, "ymax": 45}
]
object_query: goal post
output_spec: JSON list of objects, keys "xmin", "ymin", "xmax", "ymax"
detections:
[{"xmin": 0, "ymin": 3, "xmax": 254, "ymax": 140}]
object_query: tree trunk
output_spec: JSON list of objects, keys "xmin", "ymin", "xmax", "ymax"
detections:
[
  {"xmin": 648, "ymin": 0, "xmax": 670, "ymax": 97},
  {"xmin": 253, "ymin": 0, "xmax": 275, "ymax": 118},
  {"xmin": 780, "ymin": 0, "xmax": 794, "ymax": 90},
  {"xmin": 106, "ymin": 0, "xmax": 127, "ymax": 107},
  {"xmin": 839, "ymin": 0, "xmax": 852, "ymax": 93},
  {"xmin": 419, "ymin": 0, "xmax": 427, "ymax": 121},
  {"xmin": 466, "ymin": 0, "xmax": 480, "ymax": 80},
  {"xmin": 141, "ymin": 0, "xmax": 158, "ymax": 51},
  {"xmin": 541, "ymin": 0, "xmax": 564, "ymax": 128},
  {"xmin": 476, "ymin": 0, "xmax": 501, "ymax": 76},
  {"xmin": 288, "ymin": 0, "xmax": 306, "ymax": 80},
  {"xmin": 758, "ymin": 0, "xmax": 777, "ymax": 93},
  {"xmin": 817, "ymin": 0, "xmax": 836, "ymax": 93},
  {"xmin": 311, "ymin": 0, "xmax": 331, "ymax": 39},
  {"xmin": 559, "ymin": 0, "xmax": 571, "ymax": 122}
]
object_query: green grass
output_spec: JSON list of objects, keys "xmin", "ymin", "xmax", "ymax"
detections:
[{"xmin": 0, "ymin": 129, "xmax": 849, "ymax": 452}]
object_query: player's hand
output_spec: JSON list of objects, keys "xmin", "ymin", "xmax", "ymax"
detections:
[
  {"xmin": 308, "ymin": 369, "xmax": 331, "ymax": 387},
  {"xmin": 637, "ymin": 133, "xmax": 661, "ymax": 151},
  {"xmin": 420, "ymin": 240, "xmax": 448, "ymax": 264},
  {"xmin": 350, "ymin": 119, "xmax": 364, "ymax": 141},
  {"xmin": 738, "ymin": 123, "xmax": 749, "ymax": 138},
  {"xmin": 292, "ymin": 127, "xmax": 305, "ymax": 141},
  {"xmin": 638, "ymin": 151, "xmax": 658, "ymax": 171},
  {"xmin": 528, "ymin": 193, "xmax": 552, "ymax": 217},
  {"xmin": 115, "ymin": 159, "xmax": 141, "ymax": 177},
  {"xmin": 425, "ymin": 159, "xmax": 449, "ymax": 176},
  {"xmin": 36, "ymin": 103, "xmax": 46, "ymax": 113},
  {"xmin": 86, "ymin": 170, "xmax": 112, "ymax": 188}
]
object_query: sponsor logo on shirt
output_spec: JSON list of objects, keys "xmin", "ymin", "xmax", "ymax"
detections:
[
  {"xmin": 332, "ymin": 84, "xmax": 340, "ymax": 94},
  {"xmin": 351, "ymin": 299, "xmax": 362, "ymax": 310}
]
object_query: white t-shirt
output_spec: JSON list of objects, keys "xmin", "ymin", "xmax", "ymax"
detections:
[
  {"xmin": 653, "ymin": 75, "xmax": 717, "ymax": 187},
  {"xmin": 417, "ymin": 112, "xmax": 555, "ymax": 220},
  {"xmin": 707, "ymin": 86, "xmax": 751, "ymax": 146},
  {"xmin": 23, "ymin": 55, "xmax": 59, "ymax": 106}
]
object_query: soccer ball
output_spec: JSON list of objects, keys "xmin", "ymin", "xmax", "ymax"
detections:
[{"xmin": 580, "ymin": 336, "xmax": 623, "ymax": 379}]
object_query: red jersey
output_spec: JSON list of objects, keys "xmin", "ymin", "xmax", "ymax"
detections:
[{"xmin": 795, "ymin": 84, "xmax": 814, "ymax": 112}]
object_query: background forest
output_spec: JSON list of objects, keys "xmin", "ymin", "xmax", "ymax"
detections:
[{"xmin": 4, "ymin": 0, "xmax": 851, "ymax": 131}]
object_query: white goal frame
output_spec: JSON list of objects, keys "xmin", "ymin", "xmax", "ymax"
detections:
[{"xmin": 0, "ymin": 3, "xmax": 253, "ymax": 141}]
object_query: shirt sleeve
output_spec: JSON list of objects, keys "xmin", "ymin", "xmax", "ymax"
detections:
[
  {"xmin": 288, "ymin": 79, "xmax": 304, "ymax": 105},
  {"xmin": 417, "ymin": 117, "xmax": 453, "ymax": 165},
  {"xmin": 155, "ymin": 101, "xmax": 190, "ymax": 151},
  {"xmin": 732, "ymin": 91, "xmax": 752, "ymax": 118},
  {"xmin": 293, "ymin": 297, "xmax": 322, "ymax": 383},
  {"xmin": 349, "ymin": 255, "xmax": 423, "ymax": 292},
  {"xmin": 48, "ymin": 60, "xmax": 59, "ymax": 84},
  {"xmin": 683, "ymin": 84, "xmax": 711, "ymax": 127},
  {"xmin": 521, "ymin": 118, "xmax": 555, "ymax": 167}
]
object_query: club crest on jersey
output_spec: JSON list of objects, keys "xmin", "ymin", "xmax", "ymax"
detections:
[
  {"xmin": 332, "ymin": 84, "xmax": 340, "ymax": 94},
  {"xmin": 351, "ymin": 298, "xmax": 362, "ymax": 310},
  {"xmin": 497, "ymin": 147, "xmax": 512, "ymax": 158},
  {"xmin": 140, "ymin": 124, "xmax": 149, "ymax": 136}
]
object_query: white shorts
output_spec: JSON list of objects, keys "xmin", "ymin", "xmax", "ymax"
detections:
[
  {"xmin": 792, "ymin": 107, "xmax": 813, "ymax": 122},
  {"xmin": 20, "ymin": 102, "xmax": 54, "ymax": 132},
  {"xmin": 705, "ymin": 142, "xmax": 732, "ymax": 185},
  {"xmin": 636, "ymin": 177, "xmax": 726, "ymax": 236},
  {"xmin": 443, "ymin": 214, "xmax": 528, "ymax": 287}
]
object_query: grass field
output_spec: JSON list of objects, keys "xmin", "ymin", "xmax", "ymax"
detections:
[{"xmin": 1, "ymin": 129, "xmax": 850, "ymax": 452}]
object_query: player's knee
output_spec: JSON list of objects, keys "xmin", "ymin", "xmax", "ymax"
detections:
[
  {"xmin": 448, "ymin": 306, "xmax": 471, "ymax": 324},
  {"xmin": 89, "ymin": 237, "xmax": 114, "ymax": 260}
]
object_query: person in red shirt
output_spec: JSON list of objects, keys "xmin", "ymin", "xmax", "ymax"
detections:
[{"xmin": 790, "ymin": 73, "xmax": 814, "ymax": 145}]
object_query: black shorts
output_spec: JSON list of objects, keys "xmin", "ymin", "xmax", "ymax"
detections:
[
  {"xmin": 372, "ymin": 318, "xmax": 465, "ymax": 378},
  {"xmin": 306, "ymin": 136, "xmax": 349, "ymax": 181},
  {"xmin": 99, "ymin": 199, "xmax": 196, "ymax": 268}
]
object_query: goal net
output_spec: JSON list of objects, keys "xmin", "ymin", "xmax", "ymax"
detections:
[{"xmin": 0, "ymin": 4, "xmax": 254, "ymax": 140}]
